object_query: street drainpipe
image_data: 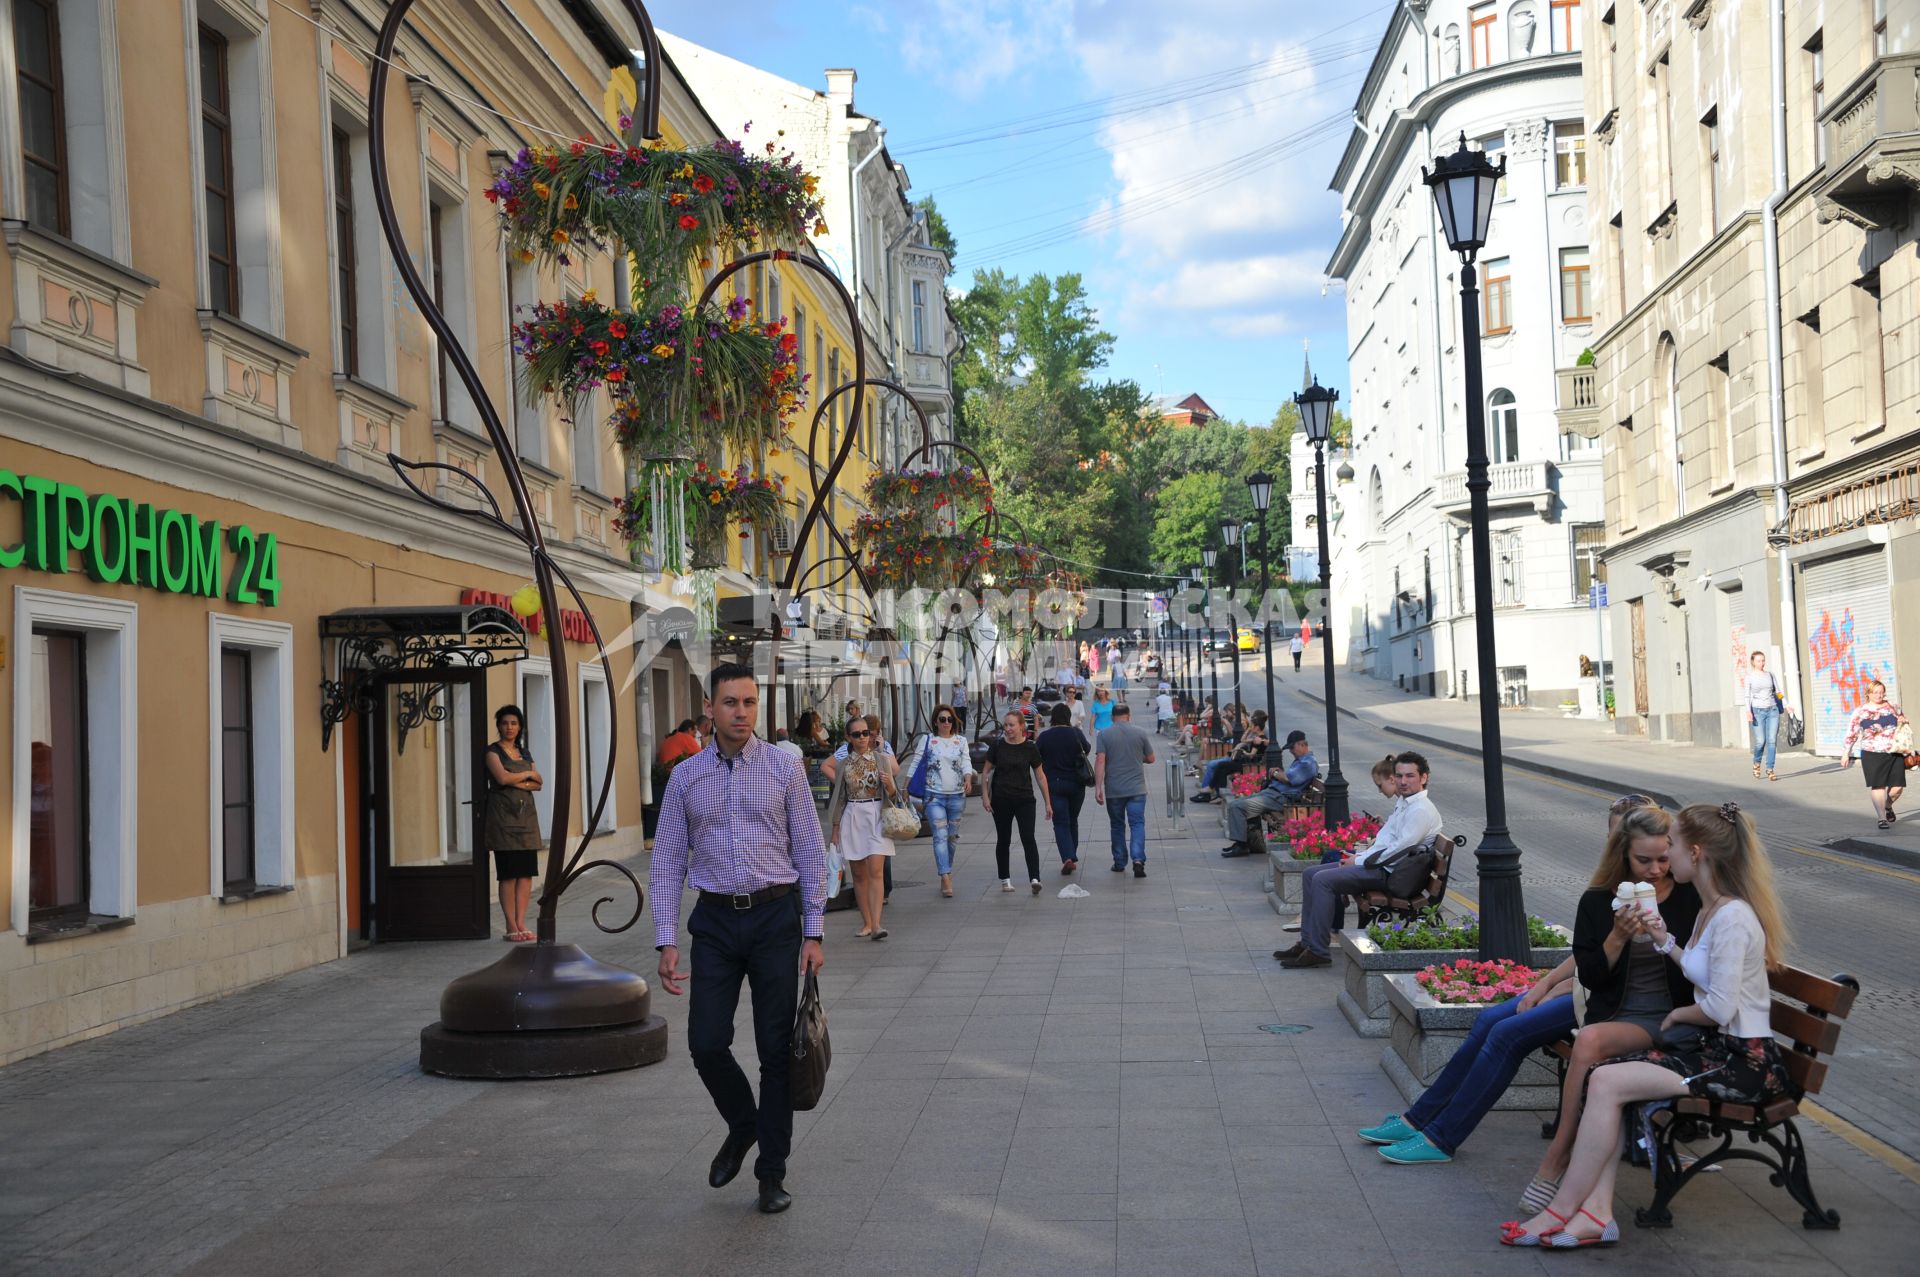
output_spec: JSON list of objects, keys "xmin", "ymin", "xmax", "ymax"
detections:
[
  {"xmin": 848, "ymin": 131, "xmax": 888, "ymax": 341},
  {"xmin": 1763, "ymin": 0, "xmax": 1805, "ymax": 726}
]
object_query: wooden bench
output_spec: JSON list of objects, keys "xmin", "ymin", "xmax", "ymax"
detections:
[
  {"xmin": 1341, "ymin": 832, "xmax": 1463, "ymax": 928},
  {"xmin": 1249, "ymin": 778, "xmax": 1325, "ymax": 846},
  {"xmin": 1633, "ymin": 966, "xmax": 1859, "ymax": 1231}
]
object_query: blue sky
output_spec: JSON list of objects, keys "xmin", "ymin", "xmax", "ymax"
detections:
[{"xmin": 640, "ymin": 0, "xmax": 1399, "ymax": 425}]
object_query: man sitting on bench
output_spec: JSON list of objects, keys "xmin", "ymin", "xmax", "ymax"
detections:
[
  {"xmin": 1191, "ymin": 710, "xmax": 1268, "ymax": 802},
  {"xmin": 1220, "ymin": 730, "xmax": 1319, "ymax": 858},
  {"xmin": 1278, "ymin": 751, "xmax": 1441, "ymax": 967}
]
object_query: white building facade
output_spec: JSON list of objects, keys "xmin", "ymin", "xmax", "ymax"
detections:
[{"xmin": 1324, "ymin": 0, "xmax": 1606, "ymax": 708}]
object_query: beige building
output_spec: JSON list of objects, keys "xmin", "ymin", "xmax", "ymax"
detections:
[
  {"xmin": 0, "ymin": 0, "xmax": 677, "ymax": 1064},
  {"xmin": 1561, "ymin": 0, "xmax": 1920, "ymax": 754}
]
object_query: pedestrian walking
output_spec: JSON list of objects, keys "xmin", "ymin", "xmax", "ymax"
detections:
[
  {"xmin": 1841, "ymin": 679, "xmax": 1911, "ymax": 829},
  {"xmin": 1290, "ymin": 631, "xmax": 1305, "ymax": 673},
  {"xmin": 1067, "ymin": 686, "xmax": 1091, "ymax": 737},
  {"xmin": 649, "ymin": 663, "xmax": 825, "ymax": 1216},
  {"xmin": 1037, "ymin": 703, "xmax": 1092, "ymax": 874},
  {"xmin": 824, "ymin": 714, "xmax": 900, "ymax": 941},
  {"xmin": 920, "ymin": 703, "xmax": 975, "ymax": 898},
  {"xmin": 482, "ymin": 704, "xmax": 543, "ymax": 943},
  {"xmin": 1154, "ymin": 685, "xmax": 1176, "ymax": 734},
  {"xmin": 1743, "ymin": 651, "xmax": 1786, "ymax": 780},
  {"xmin": 950, "ymin": 679, "xmax": 969, "ymax": 733},
  {"xmin": 982, "ymin": 710, "xmax": 1050, "ymax": 894},
  {"xmin": 1090, "ymin": 684, "xmax": 1116, "ymax": 732},
  {"xmin": 1094, "ymin": 702, "xmax": 1157, "ymax": 877}
]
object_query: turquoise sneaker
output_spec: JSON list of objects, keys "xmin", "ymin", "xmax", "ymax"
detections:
[
  {"xmin": 1357, "ymin": 1114, "xmax": 1416, "ymax": 1145},
  {"xmin": 1379, "ymin": 1133, "xmax": 1453, "ymax": 1164}
]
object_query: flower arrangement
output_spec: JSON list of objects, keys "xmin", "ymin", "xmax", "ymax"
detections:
[
  {"xmin": 614, "ymin": 461, "xmax": 782, "ymax": 570},
  {"xmin": 1416, "ymin": 958, "xmax": 1540, "ymax": 1005},
  {"xmin": 1228, "ymin": 771, "xmax": 1265, "ymax": 798},
  {"xmin": 865, "ymin": 467, "xmax": 995, "ymax": 521},
  {"xmin": 1368, "ymin": 909, "xmax": 1565, "ymax": 952},
  {"xmin": 1287, "ymin": 814, "xmax": 1383, "ymax": 861},
  {"xmin": 487, "ymin": 136, "xmax": 825, "ymax": 278},
  {"xmin": 513, "ymin": 294, "xmax": 803, "ymax": 458}
]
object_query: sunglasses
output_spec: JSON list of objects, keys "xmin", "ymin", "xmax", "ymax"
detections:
[
  {"xmin": 848, "ymin": 730, "xmax": 871, "ymax": 739},
  {"xmin": 936, "ymin": 716, "xmax": 954, "ymax": 723}
]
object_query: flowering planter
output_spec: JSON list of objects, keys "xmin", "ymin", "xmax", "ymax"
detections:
[
  {"xmin": 1335, "ymin": 928, "xmax": 1571, "ymax": 1039},
  {"xmin": 1265, "ymin": 850, "xmax": 1319, "ymax": 913},
  {"xmin": 1380, "ymin": 973, "xmax": 1563, "ymax": 1110}
]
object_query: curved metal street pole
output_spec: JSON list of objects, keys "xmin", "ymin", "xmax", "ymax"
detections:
[{"xmin": 1311, "ymin": 440, "xmax": 1350, "ymax": 825}]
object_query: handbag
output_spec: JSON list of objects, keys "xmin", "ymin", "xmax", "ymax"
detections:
[
  {"xmin": 1075, "ymin": 734, "xmax": 1097, "ymax": 786},
  {"xmin": 1893, "ymin": 723, "xmax": 1917, "ymax": 754},
  {"xmin": 790, "ymin": 973, "xmax": 830, "ymax": 1112},
  {"xmin": 1784, "ymin": 711, "xmax": 1806, "ymax": 748},
  {"xmin": 881, "ymin": 795, "xmax": 921, "ymax": 841},
  {"xmin": 1770, "ymin": 673, "xmax": 1785, "ymax": 711},
  {"xmin": 906, "ymin": 738, "xmax": 933, "ymax": 800}
]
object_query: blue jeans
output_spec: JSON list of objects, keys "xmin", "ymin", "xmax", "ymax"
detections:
[
  {"xmin": 1201, "ymin": 757, "xmax": 1240, "ymax": 790},
  {"xmin": 925, "ymin": 791, "xmax": 967, "ymax": 875},
  {"xmin": 1404, "ymin": 993, "xmax": 1578, "ymax": 1155},
  {"xmin": 1749, "ymin": 706, "xmax": 1780, "ymax": 771},
  {"xmin": 1050, "ymin": 782, "xmax": 1086, "ymax": 863},
  {"xmin": 1108, "ymin": 794, "xmax": 1147, "ymax": 865}
]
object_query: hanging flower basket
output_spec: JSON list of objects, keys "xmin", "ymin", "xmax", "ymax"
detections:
[
  {"xmin": 487, "ymin": 137, "xmax": 826, "ymax": 280},
  {"xmin": 514, "ymin": 295, "xmax": 803, "ymax": 459},
  {"xmin": 864, "ymin": 467, "xmax": 994, "ymax": 534},
  {"xmin": 689, "ymin": 521, "xmax": 728, "ymax": 571},
  {"xmin": 616, "ymin": 461, "xmax": 782, "ymax": 569}
]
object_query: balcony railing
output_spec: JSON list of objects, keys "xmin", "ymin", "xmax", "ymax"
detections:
[
  {"xmin": 1815, "ymin": 53, "xmax": 1920, "ymax": 230},
  {"xmin": 1435, "ymin": 459, "xmax": 1555, "ymax": 518},
  {"xmin": 1555, "ymin": 365, "xmax": 1602, "ymax": 439}
]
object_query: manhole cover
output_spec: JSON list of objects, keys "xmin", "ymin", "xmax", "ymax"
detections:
[{"xmin": 1257, "ymin": 1023, "xmax": 1312, "ymax": 1035}]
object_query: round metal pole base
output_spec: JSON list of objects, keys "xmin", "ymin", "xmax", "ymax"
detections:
[
  {"xmin": 1475, "ymin": 850, "xmax": 1533, "ymax": 964},
  {"xmin": 421, "ymin": 1015, "xmax": 668, "ymax": 1079},
  {"xmin": 1322, "ymin": 773, "xmax": 1351, "ymax": 827}
]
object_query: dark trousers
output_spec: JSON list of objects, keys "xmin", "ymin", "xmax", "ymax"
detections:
[
  {"xmin": 1406, "ymin": 994, "xmax": 1577, "ymax": 1154},
  {"xmin": 1050, "ymin": 781, "xmax": 1086, "ymax": 863},
  {"xmin": 686, "ymin": 893, "xmax": 802, "ymax": 1181},
  {"xmin": 992, "ymin": 793, "xmax": 1041, "ymax": 881},
  {"xmin": 1292, "ymin": 650, "xmax": 1302, "ymax": 672}
]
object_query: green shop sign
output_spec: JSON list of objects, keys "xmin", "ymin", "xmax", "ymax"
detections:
[{"xmin": 0, "ymin": 469, "xmax": 280, "ymax": 606}]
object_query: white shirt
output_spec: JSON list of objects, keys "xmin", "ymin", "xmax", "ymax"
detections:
[
  {"xmin": 1679, "ymin": 897, "xmax": 1774, "ymax": 1038},
  {"xmin": 1155, "ymin": 692, "xmax": 1175, "ymax": 720},
  {"xmin": 773, "ymin": 739, "xmax": 805, "ymax": 760},
  {"xmin": 1291, "ymin": 635, "xmax": 1305, "ymax": 654},
  {"xmin": 1353, "ymin": 790, "xmax": 1443, "ymax": 867}
]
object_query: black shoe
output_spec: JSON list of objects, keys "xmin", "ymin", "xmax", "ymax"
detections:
[
  {"xmin": 1273, "ymin": 942, "xmax": 1305, "ymax": 961},
  {"xmin": 1280, "ymin": 950, "xmax": 1331, "ymax": 969},
  {"xmin": 757, "ymin": 1177, "xmax": 792, "ymax": 1214},
  {"xmin": 1190, "ymin": 792, "xmax": 1215, "ymax": 803},
  {"xmin": 708, "ymin": 1131, "xmax": 756, "ymax": 1188},
  {"xmin": 1220, "ymin": 844, "xmax": 1253, "ymax": 858},
  {"xmin": 1132, "ymin": 863, "xmax": 1146, "ymax": 878},
  {"xmin": 1110, "ymin": 863, "xmax": 1127, "ymax": 872}
]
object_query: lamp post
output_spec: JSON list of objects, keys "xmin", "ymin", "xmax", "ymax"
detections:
[
  {"xmin": 1221, "ymin": 519, "xmax": 1243, "ymax": 713},
  {"xmin": 1424, "ymin": 133, "xmax": 1530, "ymax": 964},
  {"xmin": 1202, "ymin": 546, "xmax": 1220, "ymax": 738},
  {"xmin": 1186, "ymin": 565, "xmax": 1202, "ymax": 714},
  {"xmin": 1296, "ymin": 377, "xmax": 1351, "ymax": 826},
  {"xmin": 1247, "ymin": 472, "xmax": 1284, "ymax": 767}
]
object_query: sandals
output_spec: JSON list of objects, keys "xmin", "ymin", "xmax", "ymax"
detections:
[
  {"xmin": 1543, "ymin": 1209, "xmax": 1619, "ymax": 1248},
  {"xmin": 1752, "ymin": 763, "xmax": 1763, "ymax": 778},
  {"xmin": 1766, "ymin": 769, "xmax": 1777, "ymax": 782},
  {"xmin": 1500, "ymin": 1206, "xmax": 1567, "ymax": 1247},
  {"xmin": 503, "ymin": 930, "xmax": 534, "ymax": 942},
  {"xmin": 1879, "ymin": 819, "xmax": 1893, "ymax": 830}
]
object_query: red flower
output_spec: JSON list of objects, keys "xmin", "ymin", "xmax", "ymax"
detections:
[
  {"xmin": 692, "ymin": 174, "xmax": 716, "ymax": 194},
  {"xmin": 590, "ymin": 340, "xmax": 609, "ymax": 357},
  {"xmin": 678, "ymin": 214, "xmax": 700, "ymax": 230},
  {"xmin": 608, "ymin": 320, "xmax": 628, "ymax": 338},
  {"xmin": 605, "ymin": 368, "xmax": 624, "ymax": 382}
]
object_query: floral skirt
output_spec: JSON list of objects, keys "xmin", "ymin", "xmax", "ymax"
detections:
[{"xmin": 1627, "ymin": 1031, "xmax": 1792, "ymax": 1106}]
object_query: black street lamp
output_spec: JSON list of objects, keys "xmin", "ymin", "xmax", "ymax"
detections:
[
  {"xmin": 1247, "ymin": 471, "xmax": 1284, "ymax": 767},
  {"xmin": 1424, "ymin": 132, "xmax": 1530, "ymax": 964},
  {"xmin": 1202, "ymin": 546, "xmax": 1220, "ymax": 740},
  {"xmin": 1186, "ymin": 565, "xmax": 1202, "ymax": 713},
  {"xmin": 1296, "ymin": 377, "xmax": 1350, "ymax": 827},
  {"xmin": 1220, "ymin": 519, "xmax": 1243, "ymax": 713}
]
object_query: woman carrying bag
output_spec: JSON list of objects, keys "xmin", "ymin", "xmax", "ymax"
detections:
[
  {"xmin": 1036, "ymin": 703, "xmax": 1094, "ymax": 875},
  {"xmin": 1841, "ymin": 679, "xmax": 1911, "ymax": 829},
  {"xmin": 823, "ymin": 714, "xmax": 901, "ymax": 940},
  {"xmin": 913, "ymin": 704, "xmax": 974, "ymax": 898}
]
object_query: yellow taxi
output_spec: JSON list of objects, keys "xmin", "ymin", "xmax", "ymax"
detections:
[{"xmin": 1236, "ymin": 627, "xmax": 1261, "ymax": 653}]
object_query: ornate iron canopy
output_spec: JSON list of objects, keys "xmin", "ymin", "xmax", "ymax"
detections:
[{"xmin": 319, "ymin": 605, "xmax": 529, "ymax": 750}]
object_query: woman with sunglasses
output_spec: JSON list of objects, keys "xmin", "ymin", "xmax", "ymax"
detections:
[
  {"xmin": 921, "ymin": 703, "xmax": 975, "ymax": 898},
  {"xmin": 981, "ymin": 709, "xmax": 1050, "ymax": 894},
  {"xmin": 824, "ymin": 714, "xmax": 901, "ymax": 939}
]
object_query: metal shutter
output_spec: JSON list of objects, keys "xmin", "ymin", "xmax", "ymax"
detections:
[{"xmin": 1802, "ymin": 550, "xmax": 1895, "ymax": 756}]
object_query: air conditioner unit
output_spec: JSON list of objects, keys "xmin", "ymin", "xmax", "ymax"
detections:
[{"xmin": 769, "ymin": 516, "xmax": 796, "ymax": 556}]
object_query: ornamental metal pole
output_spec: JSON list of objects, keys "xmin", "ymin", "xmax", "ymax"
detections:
[
  {"xmin": 1312, "ymin": 440, "xmax": 1350, "ymax": 825},
  {"xmin": 1257, "ymin": 509, "xmax": 1283, "ymax": 768}
]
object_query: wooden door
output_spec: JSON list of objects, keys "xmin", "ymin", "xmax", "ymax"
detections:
[
  {"xmin": 341, "ymin": 709, "xmax": 364, "ymax": 938},
  {"xmin": 371, "ymin": 671, "xmax": 490, "ymax": 941},
  {"xmin": 1630, "ymin": 598, "xmax": 1650, "ymax": 716}
]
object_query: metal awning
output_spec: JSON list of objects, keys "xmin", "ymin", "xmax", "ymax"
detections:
[{"xmin": 319, "ymin": 605, "xmax": 529, "ymax": 750}]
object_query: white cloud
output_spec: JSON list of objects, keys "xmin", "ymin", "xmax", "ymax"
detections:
[
  {"xmin": 1139, "ymin": 253, "xmax": 1328, "ymax": 313},
  {"xmin": 897, "ymin": 0, "xmax": 1076, "ymax": 94}
]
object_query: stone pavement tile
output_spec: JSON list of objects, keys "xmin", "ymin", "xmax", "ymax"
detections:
[
  {"xmin": 970, "ymin": 993, "xmax": 1054, "ymax": 1016},
  {"xmin": 869, "ymin": 1018, "xmax": 967, "ymax": 1053},
  {"xmin": 976, "ymin": 1213, "xmax": 1116, "ymax": 1277},
  {"xmin": 1192, "ymin": 975, "xmax": 1280, "ymax": 1012},
  {"xmin": 1116, "ymin": 1169, "xmax": 1243, "ymax": 1221},
  {"xmin": 998, "ymin": 1190, "xmax": 1117, "ymax": 1221},
  {"xmin": 840, "ymin": 1049, "xmax": 951, "ymax": 1077},
  {"xmin": 1117, "ymin": 1061, "xmax": 1221, "ymax": 1109},
  {"xmin": 1116, "ymin": 1218, "xmax": 1257, "ymax": 1277}
]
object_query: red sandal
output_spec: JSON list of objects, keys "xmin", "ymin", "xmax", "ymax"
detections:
[{"xmin": 1499, "ymin": 1206, "xmax": 1568, "ymax": 1247}]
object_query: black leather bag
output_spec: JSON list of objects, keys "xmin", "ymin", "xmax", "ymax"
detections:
[
  {"xmin": 790, "ymin": 973, "xmax": 830, "ymax": 1111},
  {"xmin": 1380, "ymin": 846, "xmax": 1436, "ymax": 899}
]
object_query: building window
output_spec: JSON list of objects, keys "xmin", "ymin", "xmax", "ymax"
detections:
[
  {"xmin": 1495, "ymin": 529, "xmax": 1525, "ymax": 605},
  {"xmin": 827, "ymin": 348, "xmax": 841, "ymax": 455},
  {"xmin": 219, "ymin": 647, "xmax": 256, "ymax": 893},
  {"xmin": 1856, "ymin": 270, "xmax": 1888, "ymax": 437},
  {"xmin": 199, "ymin": 25, "xmax": 239, "ymax": 315},
  {"xmin": 1702, "ymin": 107, "xmax": 1722, "ymax": 230},
  {"xmin": 331, "ymin": 125, "xmax": 359, "ymax": 377},
  {"xmin": 1489, "ymin": 388, "xmax": 1520, "ymax": 463},
  {"xmin": 1660, "ymin": 334, "xmax": 1686, "ymax": 516},
  {"xmin": 1654, "ymin": 51, "xmax": 1675, "ymax": 203},
  {"xmin": 1559, "ymin": 247, "xmax": 1592, "ymax": 322},
  {"xmin": 28, "ymin": 629, "xmax": 88, "ymax": 924},
  {"xmin": 1710, "ymin": 351, "xmax": 1734, "ymax": 486},
  {"xmin": 1550, "ymin": 0, "xmax": 1581, "ymax": 52},
  {"xmin": 1808, "ymin": 32, "xmax": 1825, "ymax": 165},
  {"xmin": 1470, "ymin": 2, "xmax": 1497, "ymax": 68},
  {"xmin": 14, "ymin": 0, "xmax": 69, "ymax": 235},
  {"xmin": 912, "ymin": 279, "xmax": 927, "ymax": 353},
  {"xmin": 1480, "ymin": 134, "xmax": 1510, "ymax": 199},
  {"xmin": 793, "ymin": 306, "xmax": 807, "ymax": 382},
  {"xmin": 1608, "ymin": 211, "xmax": 1626, "ymax": 312},
  {"xmin": 1554, "ymin": 122, "xmax": 1587, "ymax": 188},
  {"xmin": 1793, "ymin": 306, "xmax": 1825, "ymax": 457},
  {"xmin": 1875, "ymin": 0, "xmax": 1888, "ymax": 56},
  {"xmin": 1572, "ymin": 522, "xmax": 1606, "ymax": 597},
  {"xmin": 1483, "ymin": 257, "xmax": 1513, "ymax": 334},
  {"xmin": 429, "ymin": 203, "xmax": 449, "ymax": 414},
  {"xmin": 580, "ymin": 664, "xmax": 615, "ymax": 833}
]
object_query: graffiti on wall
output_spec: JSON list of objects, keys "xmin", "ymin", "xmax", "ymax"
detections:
[{"xmin": 1807, "ymin": 607, "xmax": 1897, "ymax": 751}]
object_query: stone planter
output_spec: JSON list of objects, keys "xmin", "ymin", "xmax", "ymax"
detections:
[
  {"xmin": 1335, "ymin": 928, "xmax": 1571, "ymax": 1039},
  {"xmin": 1265, "ymin": 849, "xmax": 1318, "ymax": 914},
  {"xmin": 1380, "ymin": 973, "xmax": 1562, "ymax": 1110}
]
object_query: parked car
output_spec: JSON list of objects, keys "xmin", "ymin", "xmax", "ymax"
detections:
[
  {"xmin": 1201, "ymin": 629, "xmax": 1236, "ymax": 658},
  {"xmin": 1236, "ymin": 627, "xmax": 1262, "ymax": 653}
]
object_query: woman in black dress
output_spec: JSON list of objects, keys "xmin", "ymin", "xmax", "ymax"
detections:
[{"xmin": 484, "ymin": 704, "xmax": 544, "ymax": 941}]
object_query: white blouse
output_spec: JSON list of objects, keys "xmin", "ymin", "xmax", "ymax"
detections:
[
  {"xmin": 921, "ymin": 734, "xmax": 975, "ymax": 795},
  {"xmin": 1677, "ymin": 897, "xmax": 1774, "ymax": 1039}
]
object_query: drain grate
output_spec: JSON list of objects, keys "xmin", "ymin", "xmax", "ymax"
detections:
[{"xmin": 1257, "ymin": 1023, "xmax": 1312, "ymax": 1035}]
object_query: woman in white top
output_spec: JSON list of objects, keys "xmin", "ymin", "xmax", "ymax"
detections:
[
  {"xmin": 918, "ymin": 703, "xmax": 975, "ymax": 898},
  {"xmin": 1503, "ymin": 801, "xmax": 1790, "ymax": 1250},
  {"xmin": 1743, "ymin": 650, "xmax": 1785, "ymax": 780}
]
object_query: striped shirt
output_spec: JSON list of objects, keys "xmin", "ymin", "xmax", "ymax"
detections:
[{"xmin": 649, "ymin": 734, "xmax": 827, "ymax": 947}]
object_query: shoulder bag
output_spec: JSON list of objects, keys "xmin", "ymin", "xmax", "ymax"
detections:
[
  {"xmin": 790, "ymin": 974, "xmax": 830, "ymax": 1111},
  {"xmin": 882, "ymin": 793, "xmax": 921, "ymax": 841},
  {"xmin": 906, "ymin": 736, "xmax": 933, "ymax": 800}
]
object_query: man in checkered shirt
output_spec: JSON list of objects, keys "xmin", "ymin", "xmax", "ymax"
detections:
[{"xmin": 651, "ymin": 663, "xmax": 826, "ymax": 1214}]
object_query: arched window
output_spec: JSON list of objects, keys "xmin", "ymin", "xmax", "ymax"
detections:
[
  {"xmin": 1658, "ymin": 333, "xmax": 1686, "ymax": 515},
  {"xmin": 1369, "ymin": 468, "xmax": 1385, "ymax": 526},
  {"xmin": 1489, "ymin": 389, "xmax": 1520, "ymax": 464}
]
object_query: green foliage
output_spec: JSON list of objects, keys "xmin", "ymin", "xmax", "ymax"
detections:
[
  {"xmin": 1576, "ymin": 346, "xmax": 1596, "ymax": 367},
  {"xmin": 1367, "ymin": 909, "xmax": 1566, "ymax": 952},
  {"xmin": 1149, "ymin": 472, "xmax": 1227, "ymax": 571},
  {"xmin": 915, "ymin": 196, "xmax": 958, "ymax": 274}
]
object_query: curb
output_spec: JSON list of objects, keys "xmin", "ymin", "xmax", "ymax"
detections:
[{"xmin": 1822, "ymin": 837, "xmax": 1920, "ymax": 874}]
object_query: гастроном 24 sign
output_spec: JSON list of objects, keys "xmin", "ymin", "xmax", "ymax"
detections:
[{"xmin": 0, "ymin": 469, "xmax": 280, "ymax": 606}]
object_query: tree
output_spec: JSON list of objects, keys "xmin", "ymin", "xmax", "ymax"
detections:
[
  {"xmin": 915, "ymin": 196, "xmax": 957, "ymax": 275},
  {"xmin": 1149, "ymin": 472, "xmax": 1227, "ymax": 572}
]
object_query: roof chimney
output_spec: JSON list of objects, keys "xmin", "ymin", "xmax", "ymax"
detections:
[{"xmin": 825, "ymin": 68, "xmax": 856, "ymax": 110}]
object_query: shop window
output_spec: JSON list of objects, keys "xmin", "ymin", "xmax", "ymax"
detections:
[
  {"xmin": 219, "ymin": 647, "xmax": 255, "ymax": 892},
  {"xmin": 12, "ymin": 588, "xmax": 137, "ymax": 937},
  {"xmin": 580, "ymin": 663, "xmax": 616, "ymax": 833},
  {"xmin": 209, "ymin": 614, "xmax": 294, "ymax": 897},
  {"xmin": 518, "ymin": 659, "xmax": 556, "ymax": 833}
]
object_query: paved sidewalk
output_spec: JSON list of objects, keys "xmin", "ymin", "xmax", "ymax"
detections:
[{"xmin": 1, "ymin": 772, "xmax": 1915, "ymax": 1275}]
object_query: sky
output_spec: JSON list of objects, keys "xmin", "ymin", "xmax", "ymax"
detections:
[{"xmin": 637, "ymin": 0, "xmax": 1400, "ymax": 426}]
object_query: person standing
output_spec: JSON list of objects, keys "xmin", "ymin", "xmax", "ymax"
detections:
[
  {"xmin": 1841, "ymin": 679, "xmax": 1910, "ymax": 829},
  {"xmin": 1067, "ymin": 686, "xmax": 1092, "ymax": 738},
  {"xmin": 1015, "ymin": 687, "xmax": 1039, "ymax": 736},
  {"xmin": 920, "ymin": 704, "xmax": 975, "ymax": 897},
  {"xmin": 483, "ymin": 705, "xmax": 543, "ymax": 943},
  {"xmin": 824, "ymin": 714, "xmax": 900, "ymax": 941},
  {"xmin": 1290, "ymin": 631, "xmax": 1306, "ymax": 673},
  {"xmin": 1037, "ymin": 703, "xmax": 1092, "ymax": 874},
  {"xmin": 1743, "ymin": 651, "xmax": 1786, "ymax": 781},
  {"xmin": 1095, "ymin": 702, "xmax": 1157, "ymax": 877},
  {"xmin": 650, "ymin": 664, "xmax": 826, "ymax": 1216},
  {"xmin": 950, "ymin": 678, "xmax": 969, "ymax": 734},
  {"xmin": 981, "ymin": 710, "xmax": 1050, "ymax": 894},
  {"xmin": 657, "ymin": 719, "xmax": 700, "ymax": 766}
]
